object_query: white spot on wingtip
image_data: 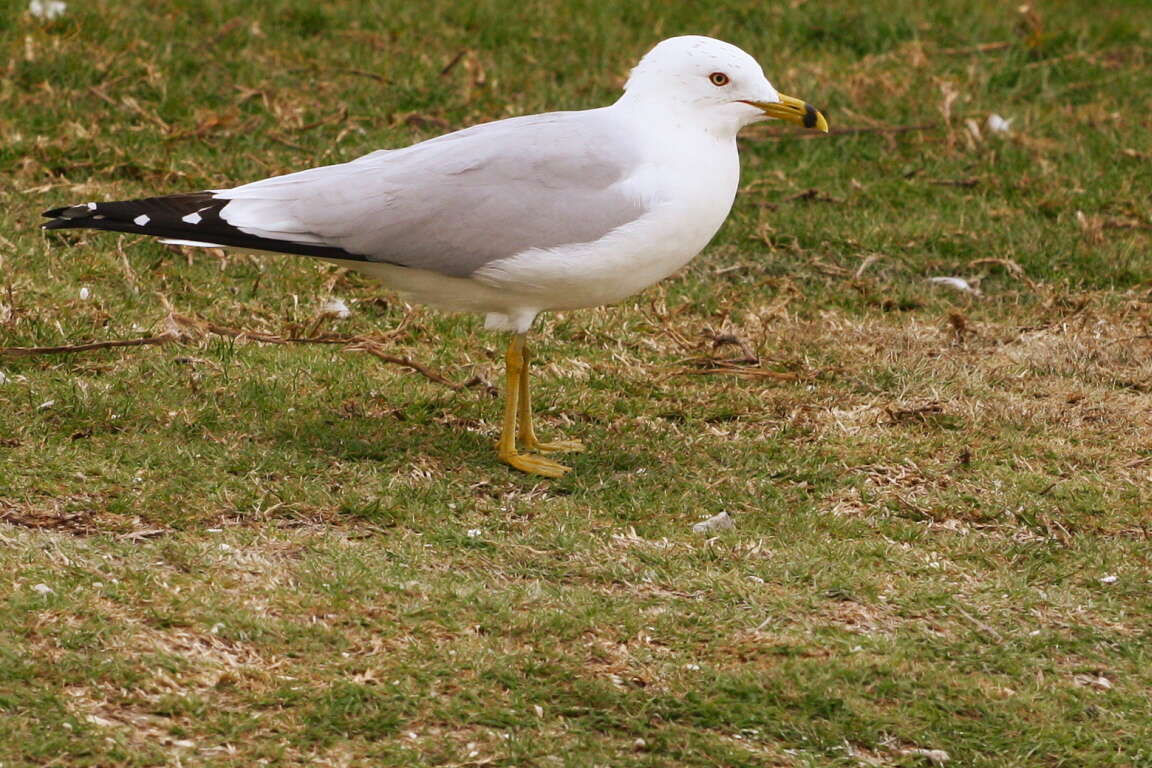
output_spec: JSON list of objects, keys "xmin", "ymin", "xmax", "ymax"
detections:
[
  {"xmin": 86, "ymin": 201, "xmax": 97, "ymax": 210},
  {"xmin": 181, "ymin": 212, "xmax": 202, "ymax": 224},
  {"xmin": 133, "ymin": 214, "xmax": 150, "ymax": 226}
]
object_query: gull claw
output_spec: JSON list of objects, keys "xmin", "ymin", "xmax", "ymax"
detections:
[{"xmin": 500, "ymin": 452, "xmax": 572, "ymax": 478}]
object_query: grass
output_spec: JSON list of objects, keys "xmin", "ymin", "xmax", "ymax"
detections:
[{"xmin": 2, "ymin": 0, "xmax": 1152, "ymax": 765}]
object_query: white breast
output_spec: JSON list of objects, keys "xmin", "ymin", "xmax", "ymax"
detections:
[{"xmin": 471, "ymin": 125, "xmax": 741, "ymax": 315}]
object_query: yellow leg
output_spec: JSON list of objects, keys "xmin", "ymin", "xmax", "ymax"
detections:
[
  {"xmin": 496, "ymin": 334, "xmax": 572, "ymax": 478},
  {"xmin": 518, "ymin": 338, "xmax": 585, "ymax": 454}
]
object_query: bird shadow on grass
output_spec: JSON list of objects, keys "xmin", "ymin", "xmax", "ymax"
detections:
[
  {"xmin": 258, "ymin": 406, "xmax": 485, "ymax": 469},
  {"xmin": 248, "ymin": 400, "xmax": 664, "ymax": 511},
  {"xmin": 257, "ymin": 402, "xmax": 606, "ymax": 478}
]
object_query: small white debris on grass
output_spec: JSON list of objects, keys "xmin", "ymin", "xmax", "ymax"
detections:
[
  {"xmin": 31, "ymin": 583, "xmax": 54, "ymax": 595},
  {"xmin": 684, "ymin": 663, "xmax": 701, "ymax": 671},
  {"xmin": 37, "ymin": 400, "xmax": 55, "ymax": 410},
  {"xmin": 210, "ymin": 623, "xmax": 225, "ymax": 634},
  {"xmin": 1074, "ymin": 673, "xmax": 1113, "ymax": 690},
  {"xmin": 29, "ymin": 0, "xmax": 67, "ymax": 19},
  {"xmin": 533, "ymin": 705, "xmax": 544, "ymax": 718},
  {"xmin": 79, "ymin": 286, "xmax": 90, "ymax": 300},
  {"xmin": 927, "ymin": 276, "xmax": 982, "ymax": 296},
  {"xmin": 322, "ymin": 297, "xmax": 351, "ymax": 319},
  {"xmin": 465, "ymin": 528, "xmax": 482, "ymax": 538},
  {"xmin": 133, "ymin": 214, "xmax": 150, "ymax": 226},
  {"xmin": 899, "ymin": 747, "xmax": 951, "ymax": 764},
  {"xmin": 986, "ymin": 113, "xmax": 1013, "ymax": 134},
  {"xmin": 692, "ymin": 511, "xmax": 734, "ymax": 533},
  {"xmin": 1099, "ymin": 574, "xmax": 1118, "ymax": 584},
  {"xmin": 0, "ymin": 371, "xmax": 8, "ymax": 385}
]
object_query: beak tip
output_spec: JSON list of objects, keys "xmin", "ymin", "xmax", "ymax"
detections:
[
  {"xmin": 752, "ymin": 95, "xmax": 829, "ymax": 133},
  {"xmin": 802, "ymin": 103, "xmax": 830, "ymax": 133}
]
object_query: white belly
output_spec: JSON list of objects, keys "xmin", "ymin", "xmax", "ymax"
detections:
[{"xmin": 473, "ymin": 198, "xmax": 731, "ymax": 309}]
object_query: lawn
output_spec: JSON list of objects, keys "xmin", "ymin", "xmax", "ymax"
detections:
[{"xmin": 2, "ymin": 0, "xmax": 1151, "ymax": 765}]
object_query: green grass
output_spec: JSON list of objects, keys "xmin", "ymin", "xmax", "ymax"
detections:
[{"xmin": 2, "ymin": 0, "xmax": 1152, "ymax": 765}]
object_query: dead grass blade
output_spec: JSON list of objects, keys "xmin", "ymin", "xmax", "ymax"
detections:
[
  {"xmin": 0, "ymin": 311, "xmax": 477, "ymax": 391},
  {"xmin": 0, "ymin": 333, "xmax": 180, "ymax": 358},
  {"xmin": 345, "ymin": 340, "xmax": 490, "ymax": 392},
  {"xmin": 665, "ymin": 359, "xmax": 806, "ymax": 381},
  {"xmin": 968, "ymin": 257, "xmax": 1040, "ymax": 290},
  {"xmin": 749, "ymin": 122, "xmax": 940, "ymax": 141}
]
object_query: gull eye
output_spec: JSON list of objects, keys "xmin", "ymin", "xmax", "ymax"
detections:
[{"xmin": 709, "ymin": 72, "xmax": 730, "ymax": 87}]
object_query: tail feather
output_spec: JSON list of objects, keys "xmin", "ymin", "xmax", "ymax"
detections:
[{"xmin": 40, "ymin": 192, "xmax": 369, "ymax": 261}]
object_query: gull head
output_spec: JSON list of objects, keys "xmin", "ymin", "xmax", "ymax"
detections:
[{"xmin": 621, "ymin": 36, "xmax": 828, "ymax": 137}]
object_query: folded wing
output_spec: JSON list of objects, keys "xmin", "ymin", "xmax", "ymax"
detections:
[{"xmin": 43, "ymin": 109, "xmax": 649, "ymax": 278}]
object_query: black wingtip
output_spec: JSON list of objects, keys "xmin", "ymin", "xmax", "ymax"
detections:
[
  {"xmin": 38, "ymin": 192, "xmax": 374, "ymax": 263},
  {"xmin": 41, "ymin": 202, "xmax": 99, "ymax": 227}
]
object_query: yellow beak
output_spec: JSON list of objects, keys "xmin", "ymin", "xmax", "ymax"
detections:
[{"xmin": 745, "ymin": 94, "xmax": 829, "ymax": 132}]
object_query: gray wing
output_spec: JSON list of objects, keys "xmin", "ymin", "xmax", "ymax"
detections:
[{"xmin": 216, "ymin": 109, "xmax": 648, "ymax": 277}]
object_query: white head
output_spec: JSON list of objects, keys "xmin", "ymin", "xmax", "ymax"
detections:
[{"xmin": 619, "ymin": 36, "xmax": 827, "ymax": 138}]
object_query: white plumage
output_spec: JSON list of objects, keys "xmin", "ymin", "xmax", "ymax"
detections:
[{"xmin": 212, "ymin": 36, "xmax": 782, "ymax": 332}]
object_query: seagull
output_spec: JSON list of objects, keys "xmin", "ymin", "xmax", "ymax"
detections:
[{"xmin": 41, "ymin": 35, "xmax": 827, "ymax": 478}]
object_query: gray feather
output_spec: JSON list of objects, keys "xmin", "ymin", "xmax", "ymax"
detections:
[{"xmin": 217, "ymin": 108, "xmax": 649, "ymax": 277}]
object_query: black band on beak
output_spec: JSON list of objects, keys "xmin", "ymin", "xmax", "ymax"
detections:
[{"xmin": 802, "ymin": 103, "xmax": 819, "ymax": 129}]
